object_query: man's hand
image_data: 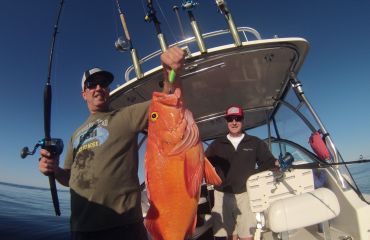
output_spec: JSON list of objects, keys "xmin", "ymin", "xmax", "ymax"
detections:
[
  {"xmin": 39, "ymin": 149, "xmax": 60, "ymax": 176},
  {"xmin": 38, "ymin": 149, "xmax": 70, "ymax": 187},
  {"xmin": 160, "ymin": 47, "xmax": 185, "ymax": 82}
]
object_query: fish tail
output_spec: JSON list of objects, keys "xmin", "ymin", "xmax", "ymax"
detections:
[{"xmin": 204, "ymin": 157, "xmax": 222, "ymax": 186}]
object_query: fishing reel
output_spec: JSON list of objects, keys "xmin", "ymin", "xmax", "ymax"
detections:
[
  {"xmin": 145, "ymin": 2, "xmax": 156, "ymax": 23},
  {"xmin": 215, "ymin": 0, "xmax": 228, "ymax": 15},
  {"xmin": 21, "ymin": 138, "xmax": 64, "ymax": 159},
  {"xmin": 278, "ymin": 152, "xmax": 294, "ymax": 171},
  {"xmin": 115, "ymin": 36, "xmax": 130, "ymax": 52},
  {"xmin": 215, "ymin": 0, "xmax": 225, "ymax": 5},
  {"xmin": 182, "ymin": 0, "xmax": 199, "ymax": 10}
]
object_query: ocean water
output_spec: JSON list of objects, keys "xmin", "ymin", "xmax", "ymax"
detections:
[
  {"xmin": 347, "ymin": 162, "xmax": 370, "ymax": 194},
  {"xmin": 0, "ymin": 182, "xmax": 70, "ymax": 240},
  {"xmin": 0, "ymin": 164, "xmax": 369, "ymax": 240}
]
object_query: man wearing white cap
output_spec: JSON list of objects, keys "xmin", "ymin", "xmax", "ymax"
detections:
[
  {"xmin": 38, "ymin": 47, "xmax": 185, "ymax": 240},
  {"xmin": 206, "ymin": 105, "xmax": 277, "ymax": 240}
]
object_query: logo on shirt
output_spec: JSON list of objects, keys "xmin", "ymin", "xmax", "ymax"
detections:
[
  {"xmin": 242, "ymin": 148, "xmax": 253, "ymax": 151},
  {"xmin": 73, "ymin": 125, "xmax": 109, "ymax": 154}
]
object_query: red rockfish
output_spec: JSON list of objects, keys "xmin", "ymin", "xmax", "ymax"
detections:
[{"xmin": 144, "ymin": 88, "xmax": 222, "ymax": 240}]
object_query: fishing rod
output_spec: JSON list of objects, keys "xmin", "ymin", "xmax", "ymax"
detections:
[
  {"xmin": 214, "ymin": 0, "xmax": 241, "ymax": 47},
  {"xmin": 289, "ymin": 159, "xmax": 370, "ymax": 169},
  {"xmin": 145, "ymin": 0, "xmax": 168, "ymax": 53},
  {"xmin": 278, "ymin": 153, "xmax": 370, "ymax": 170},
  {"xmin": 181, "ymin": 0, "xmax": 207, "ymax": 54},
  {"xmin": 145, "ymin": 0, "xmax": 176, "ymax": 84},
  {"xmin": 20, "ymin": 0, "xmax": 65, "ymax": 216},
  {"xmin": 114, "ymin": 0, "xmax": 143, "ymax": 79}
]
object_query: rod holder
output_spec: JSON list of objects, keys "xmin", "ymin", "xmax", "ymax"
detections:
[
  {"xmin": 187, "ymin": 11, "xmax": 207, "ymax": 54},
  {"xmin": 215, "ymin": 0, "xmax": 241, "ymax": 47},
  {"xmin": 157, "ymin": 33, "xmax": 168, "ymax": 52},
  {"xmin": 116, "ymin": 0, "xmax": 143, "ymax": 79},
  {"xmin": 225, "ymin": 13, "xmax": 241, "ymax": 46},
  {"xmin": 130, "ymin": 49, "xmax": 143, "ymax": 79}
]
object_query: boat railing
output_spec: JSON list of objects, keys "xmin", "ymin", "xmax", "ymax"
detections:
[{"xmin": 124, "ymin": 26, "xmax": 262, "ymax": 82}]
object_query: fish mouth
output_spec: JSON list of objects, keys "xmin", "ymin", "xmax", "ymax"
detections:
[{"xmin": 153, "ymin": 88, "xmax": 182, "ymax": 107}]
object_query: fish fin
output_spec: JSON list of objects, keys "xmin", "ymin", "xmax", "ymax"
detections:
[
  {"xmin": 204, "ymin": 157, "xmax": 222, "ymax": 186},
  {"xmin": 185, "ymin": 144, "xmax": 204, "ymax": 198},
  {"xmin": 144, "ymin": 156, "xmax": 150, "ymax": 200},
  {"xmin": 169, "ymin": 109, "xmax": 199, "ymax": 155},
  {"xmin": 144, "ymin": 151, "xmax": 152, "ymax": 201},
  {"xmin": 145, "ymin": 203, "xmax": 161, "ymax": 240}
]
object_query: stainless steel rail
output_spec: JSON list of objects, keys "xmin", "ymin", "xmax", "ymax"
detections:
[{"xmin": 124, "ymin": 26, "xmax": 262, "ymax": 81}]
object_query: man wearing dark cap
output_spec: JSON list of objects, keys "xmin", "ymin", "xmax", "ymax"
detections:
[
  {"xmin": 38, "ymin": 47, "xmax": 185, "ymax": 240},
  {"xmin": 205, "ymin": 105, "xmax": 277, "ymax": 240}
]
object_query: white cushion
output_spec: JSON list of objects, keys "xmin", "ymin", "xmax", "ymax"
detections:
[{"xmin": 268, "ymin": 188, "xmax": 340, "ymax": 232}]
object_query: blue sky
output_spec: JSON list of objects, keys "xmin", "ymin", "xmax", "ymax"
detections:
[{"xmin": 1, "ymin": 0, "xmax": 369, "ymax": 188}]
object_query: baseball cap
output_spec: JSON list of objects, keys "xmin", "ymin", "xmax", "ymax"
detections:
[
  {"xmin": 225, "ymin": 106, "xmax": 244, "ymax": 118},
  {"xmin": 81, "ymin": 67, "xmax": 114, "ymax": 90}
]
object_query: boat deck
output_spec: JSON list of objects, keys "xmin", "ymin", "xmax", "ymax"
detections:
[{"xmin": 191, "ymin": 216, "xmax": 352, "ymax": 240}]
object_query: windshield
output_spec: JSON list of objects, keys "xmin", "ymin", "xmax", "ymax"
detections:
[{"xmin": 248, "ymin": 86, "xmax": 370, "ymax": 201}]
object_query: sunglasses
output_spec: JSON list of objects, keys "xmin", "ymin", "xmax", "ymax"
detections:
[
  {"xmin": 85, "ymin": 80, "xmax": 110, "ymax": 90},
  {"xmin": 226, "ymin": 116, "xmax": 243, "ymax": 122}
]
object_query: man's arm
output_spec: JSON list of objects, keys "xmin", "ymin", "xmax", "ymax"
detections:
[{"xmin": 256, "ymin": 140, "xmax": 278, "ymax": 171}]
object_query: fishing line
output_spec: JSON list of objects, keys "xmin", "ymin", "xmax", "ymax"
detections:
[
  {"xmin": 140, "ymin": 0, "xmax": 147, "ymax": 16},
  {"xmin": 112, "ymin": 0, "xmax": 120, "ymax": 39}
]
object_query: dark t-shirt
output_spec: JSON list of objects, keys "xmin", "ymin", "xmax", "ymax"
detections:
[
  {"xmin": 64, "ymin": 101, "xmax": 150, "ymax": 231},
  {"xmin": 205, "ymin": 134, "xmax": 275, "ymax": 194}
]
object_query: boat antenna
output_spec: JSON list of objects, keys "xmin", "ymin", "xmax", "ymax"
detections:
[
  {"xmin": 181, "ymin": 0, "xmax": 207, "ymax": 54},
  {"xmin": 214, "ymin": 0, "xmax": 241, "ymax": 46},
  {"xmin": 114, "ymin": 0, "xmax": 143, "ymax": 79},
  {"xmin": 172, "ymin": 5, "xmax": 192, "ymax": 57},
  {"xmin": 145, "ymin": 0, "xmax": 176, "ymax": 84},
  {"xmin": 173, "ymin": 5, "xmax": 186, "ymax": 41},
  {"xmin": 20, "ymin": 0, "xmax": 65, "ymax": 216}
]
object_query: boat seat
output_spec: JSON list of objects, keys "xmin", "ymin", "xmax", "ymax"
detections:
[{"xmin": 246, "ymin": 169, "xmax": 340, "ymax": 240}]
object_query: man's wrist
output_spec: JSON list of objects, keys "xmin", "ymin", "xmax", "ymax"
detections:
[
  {"xmin": 54, "ymin": 166, "xmax": 63, "ymax": 176},
  {"xmin": 162, "ymin": 80, "xmax": 171, "ymax": 93}
]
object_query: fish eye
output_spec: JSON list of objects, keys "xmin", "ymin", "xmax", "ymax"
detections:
[{"xmin": 150, "ymin": 112, "xmax": 159, "ymax": 122}]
